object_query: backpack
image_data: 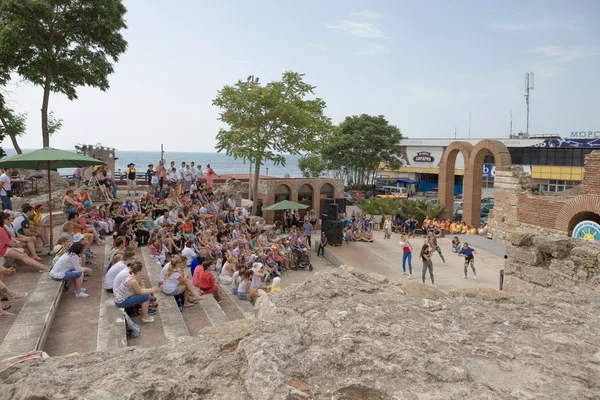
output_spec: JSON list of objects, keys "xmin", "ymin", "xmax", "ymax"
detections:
[{"xmin": 124, "ymin": 313, "xmax": 141, "ymax": 338}]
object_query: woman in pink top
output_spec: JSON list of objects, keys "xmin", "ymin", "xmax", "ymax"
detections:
[
  {"xmin": 205, "ymin": 164, "xmax": 220, "ymax": 185},
  {"xmin": 0, "ymin": 213, "xmax": 49, "ymax": 272},
  {"xmin": 399, "ymin": 234, "xmax": 413, "ymax": 278}
]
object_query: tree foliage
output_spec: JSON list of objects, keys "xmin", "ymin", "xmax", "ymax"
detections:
[
  {"xmin": 321, "ymin": 114, "xmax": 403, "ymax": 188},
  {"xmin": 298, "ymin": 154, "xmax": 326, "ymax": 178},
  {"xmin": 0, "ymin": 98, "xmax": 26, "ymax": 154},
  {"xmin": 0, "ymin": 0, "xmax": 128, "ymax": 147},
  {"xmin": 213, "ymin": 71, "xmax": 331, "ymax": 215},
  {"xmin": 358, "ymin": 198, "xmax": 445, "ymax": 222}
]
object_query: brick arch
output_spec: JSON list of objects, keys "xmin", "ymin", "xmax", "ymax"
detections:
[
  {"xmin": 554, "ymin": 195, "xmax": 600, "ymax": 233},
  {"xmin": 439, "ymin": 142, "xmax": 472, "ymax": 220},
  {"xmin": 462, "ymin": 140, "xmax": 512, "ymax": 225},
  {"xmin": 298, "ymin": 182, "xmax": 317, "ymax": 210},
  {"xmin": 274, "ymin": 183, "xmax": 292, "ymax": 201},
  {"xmin": 319, "ymin": 182, "xmax": 336, "ymax": 199}
]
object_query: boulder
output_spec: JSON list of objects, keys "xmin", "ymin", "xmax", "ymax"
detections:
[
  {"xmin": 508, "ymin": 232, "xmax": 533, "ymax": 247},
  {"xmin": 531, "ymin": 236, "xmax": 575, "ymax": 259},
  {"xmin": 506, "ymin": 246, "xmax": 543, "ymax": 266}
]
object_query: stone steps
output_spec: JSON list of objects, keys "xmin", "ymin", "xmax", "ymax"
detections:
[
  {"xmin": 140, "ymin": 247, "xmax": 189, "ymax": 344},
  {"xmin": 0, "ymin": 274, "xmax": 64, "ymax": 358},
  {"xmin": 96, "ymin": 238, "xmax": 127, "ymax": 352}
]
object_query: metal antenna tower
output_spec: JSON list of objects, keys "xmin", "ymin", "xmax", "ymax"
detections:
[{"xmin": 525, "ymin": 72, "xmax": 534, "ymax": 137}]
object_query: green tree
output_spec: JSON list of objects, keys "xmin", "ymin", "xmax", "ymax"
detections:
[
  {"xmin": 213, "ymin": 71, "xmax": 331, "ymax": 215},
  {"xmin": 0, "ymin": 100, "xmax": 26, "ymax": 154},
  {"xmin": 298, "ymin": 154, "xmax": 326, "ymax": 178},
  {"xmin": 0, "ymin": 0, "xmax": 128, "ymax": 147},
  {"xmin": 321, "ymin": 114, "xmax": 403, "ymax": 188}
]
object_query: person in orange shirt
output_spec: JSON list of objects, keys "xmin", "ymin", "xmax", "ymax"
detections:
[{"xmin": 450, "ymin": 222, "xmax": 458, "ymax": 234}]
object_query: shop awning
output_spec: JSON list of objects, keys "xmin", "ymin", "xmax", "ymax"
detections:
[{"xmin": 397, "ymin": 179, "xmax": 420, "ymax": 185}]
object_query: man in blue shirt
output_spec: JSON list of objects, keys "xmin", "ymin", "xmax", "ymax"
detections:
[{"xmin": 458, "ymin": 243, "xmax": 477, "ymax": 279}]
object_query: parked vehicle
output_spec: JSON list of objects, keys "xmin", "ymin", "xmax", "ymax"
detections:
[
  {"xmin": 347, "ymin": 190, "xmax": 366, "ymax": 200},
  {"xmin": 343, "ymin": 192, "xmax": 356, "ymax": 205}
]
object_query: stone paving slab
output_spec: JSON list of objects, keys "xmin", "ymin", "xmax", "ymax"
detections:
[{"xmin": 141, "ymin": 247, "xmax": 189, "ymax": 343}]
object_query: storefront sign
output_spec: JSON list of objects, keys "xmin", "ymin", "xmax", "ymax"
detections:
[
  {"xmin": 413, "ymin": 151, "xmax": 434, "ymax": 163},
  {"xmin": 482, "ymin": 164, "xmax": 496, "ymax": 177},
  {"xmin": 400, "ymin": 146, "xmax": 448, "ymax": 167},
  {"xmin": 570, "ymin": 131, "xmax": 600, "ymax": 138},
  {"xmin": 534, "ymin": 138, "xmax": 600, "ymax": 148},
  {"xmin": 572, "ymin": 220, "xmax": 600, "ymax": 241}
]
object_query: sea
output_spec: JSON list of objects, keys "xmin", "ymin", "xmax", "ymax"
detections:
[{"xmin": 3, "ymin": 149, "xmax": 303, "ymax": 178}]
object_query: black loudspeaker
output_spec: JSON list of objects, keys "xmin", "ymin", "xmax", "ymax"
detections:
[
  {"xmin": 256, "ymin": 199, "xmax": 263, "ymax": 217},
  {"xmin": 335, "ymin": 198, "xmax": 346, "ymax": 214},
  {"xmin": 320, "ymin": 198, "xmax": 334, "ymax": 217},
  {"xmin": 321, "ymin": 214, "xmax": 329, "ymax": 234},
  {"xmin": 328, "ymin": 203, "xmax": 339, "ymax": 221},
  {"xmin": 326, "ymin": 220, "xmax": 343, "ymax": 245}
]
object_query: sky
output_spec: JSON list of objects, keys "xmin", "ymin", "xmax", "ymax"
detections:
[{"xmin": 1, "ymin": 0, "xmax": 599, "ymax": 152}]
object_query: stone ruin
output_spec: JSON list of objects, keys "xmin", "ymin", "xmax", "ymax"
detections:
[
  {"xmin": 3, "ymin": 264, "xmax": 599, "ymax": 399},
  {"xmin": 505, "ymin": 233, "xmax": 600, "ymax": 289}
]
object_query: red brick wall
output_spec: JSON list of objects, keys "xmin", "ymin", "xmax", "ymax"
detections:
[
  {"xmin": 580, "ymin": 151, "xmax": 600, "ymax": 196},
  {"xmin": 516, "ymin": 193, "xmax": 567, "ymax": 231}
]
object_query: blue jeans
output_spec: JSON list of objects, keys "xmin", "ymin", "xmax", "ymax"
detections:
[
  {"xmin": 64, "ymin": 205, "xmax": 77, "ymax": 215},
  {"xmin": 111, "ymin": 182, "xmax": 118, "ymax": 197},
  {"xmin": 402, "ymin": 252, "xmax": 412, "ymax": 274},
  {"xmin": 115, "ymin": 294, "xmax": 150, "ymax": 308},
  {"xmin": 52, "ymin": 270, "xmax": 83, "ymax": 281},
  {"xmin": 1, "ymin": 196, "xmax": 12, "ymax": 211}
]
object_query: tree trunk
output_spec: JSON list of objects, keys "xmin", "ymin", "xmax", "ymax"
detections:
[
  {"xmin": 252, "ymin": 155, "xmax": 262, "ymax": 216},
  {"xmin": 41, "ymin": 62, "xmax": 53, "ymax": 148},
  {"xmin": 0, "ymin": 113, "xmax": 22, "ymax": 154}
]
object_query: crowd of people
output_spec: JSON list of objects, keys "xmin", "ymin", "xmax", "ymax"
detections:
[{"xmin": 62, "ymin": 160, "xmax": 316, "ymax": 329}]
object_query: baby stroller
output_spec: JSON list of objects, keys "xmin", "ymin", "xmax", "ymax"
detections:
[{"xmin": 292, "ymin": 247, "xmax": 313, "ymax": 271}]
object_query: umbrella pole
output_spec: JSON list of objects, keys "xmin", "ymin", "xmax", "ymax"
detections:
[{"xmin": 47, "ymin": 162, "xmax": 54, "ymax": 248}]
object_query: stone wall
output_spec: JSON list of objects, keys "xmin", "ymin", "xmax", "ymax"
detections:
[
  {"xmin": 490, "ymin": 151, "xmax": 600, "ymax": 241},
  {"xmin": 256, "ymin": 178, "xmax": 344, "ymax": 223},
  {"xmin": 505, "ymin": 233, "xmax": 600, "ymax": 289}
]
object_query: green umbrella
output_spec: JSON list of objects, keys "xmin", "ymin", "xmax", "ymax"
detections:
[
  {"xmin": 263, "ymin": 200, "xmax": 310, "ymax": 211},
  {"xmin": 0, "ymin": 147, "xmax": 104, "ymax": 246}
]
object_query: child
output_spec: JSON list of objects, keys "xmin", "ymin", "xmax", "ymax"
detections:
[
  {"xmin": 270, "ymin": 277, "xmax": 281, "ymax": 293},
  {"xmin": 420, "ymin": 243, "xmax": 435, "ymax": 287},
  {"xmin": 451, "ymin": 236, "xmax": 461, "ymax": 253},
  {"xmin": 458, "ymin": 242, "xmax": 477, "ymax": 279},
  {"xmin": 317, "ymin": 231, "xmax": 327, "ymax": 257},
  {"xmin": 214, "ymin": 256, "xmax": 223, "ymax": 272},
  {"xmin": 181, "ymin": 240, "xmax": 196, "ymax": 266},
  {"xmin": 50, "ymin": 236, "xmax": 69, "ymax": 271}
]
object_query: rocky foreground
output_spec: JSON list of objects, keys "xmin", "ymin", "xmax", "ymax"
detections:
[{"xmin": 1, "ymin": 266, "xmax": 600, "ymax": 400}]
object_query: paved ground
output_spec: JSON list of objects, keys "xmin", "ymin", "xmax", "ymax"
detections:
[
  {"xmin": 328, "ymin": 229, "xmax": 506, "ymax": 292},
  {"xmin": 45, "ymin": 242, "xmax": 105, "ymax": 356}
]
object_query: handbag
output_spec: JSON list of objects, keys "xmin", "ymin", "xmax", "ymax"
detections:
[{"xmin": 4, "ymin": 189, "xmax": 12, "ymax": 198}]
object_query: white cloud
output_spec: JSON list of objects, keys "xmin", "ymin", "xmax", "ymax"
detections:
[
  {"xmin": 490, "ymin": 18, "xmax": 580, "ymax": 32},
  {"xmin": 536, "ymin": 66, "xmax": 568, "ymax": 78},
  {"xmin": 351, "ymin": 10, "xmax": 382, "ymax": 20},
  {"xmin": 528, "ymin": 45, "xmax": 597, "ymax": 63},
  {"xmin": 326, "ymin": 20, "xmax": 387, "ymax": 39},
  {"xmin": 356, "ymin": 43, "xmax": 390, "ymax": 57}
]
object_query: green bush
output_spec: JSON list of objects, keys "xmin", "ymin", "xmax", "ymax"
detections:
[{"xmin": 357, "ymin": 198, "xmax": 445, "ymax": 223}]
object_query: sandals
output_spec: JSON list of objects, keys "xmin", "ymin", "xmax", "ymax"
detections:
[
  {"xmin": 2, "ymin": 304, "xmax": 10, "ymax": 311},
  {"xmin": 9, "ymin": 292, "xmax": 27, "ymax": 300}
]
